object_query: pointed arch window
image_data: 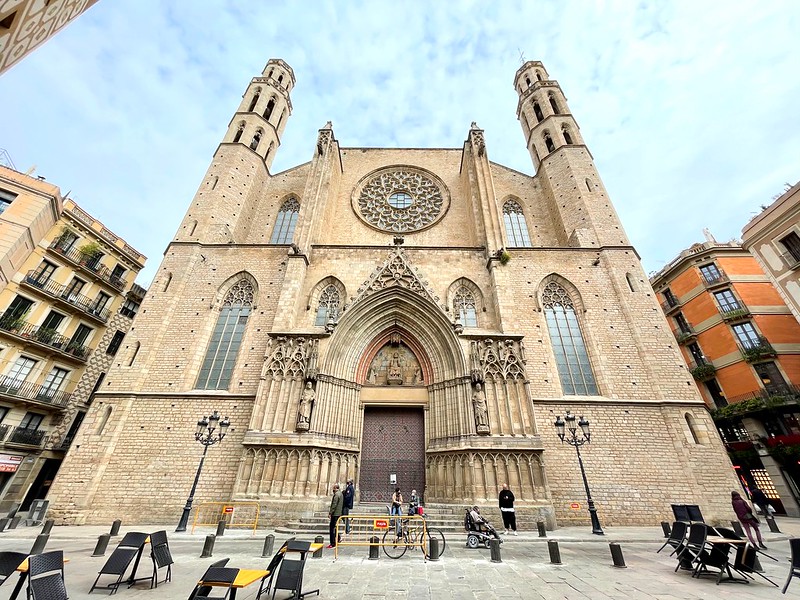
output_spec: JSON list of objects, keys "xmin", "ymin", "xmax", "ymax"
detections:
[
  {"xmin": 533, "ymin": 101, "xmax": 543, "ymax": 123},
  {"xmin": 525, "ymin": 76, "xmax": 531, "ymax": 87},
  {"xmin": 454, "ymin": 286, "xmax": 478, "ymax": 327},
  {"xmin": 250, "ymin": 130, "xmax": 262, "ymax": 151},
  {"xmin": 314, "ymin": 284, "xmax": 340, "ymax": 326},
  {"xmin": 562, "ymin": 127, "xmax": 573, "ymax": 145},
  {"xmin": 544, "ymin": 133, "xmax": 555, "ymax": 153},
  {"xmin": 196, "ymin": 279, "xmax": 254, "ymax": 390},
  {"xmin": 264, "ymin": 98, "xmax": 276, "ymax": 121},
  {"xmin": 549, "ymin": 94, "xmax": 560, "ymax": 114},
  {"xmin": 232, "ymin": 123, "xmax": 244, "ymax": 143},
  {"xmin": 503, "ymin": 200, "xmax": 532, "ymax": 247},
  {"xmin": 536, "ymin": 71, "xmax": 543, "ymax": 81},
  {"xmin": 269, "ymin": 198, "xmax": 300, "ymax": 244},
  {"xmin": 247, "ymin": 91, "xmax": 260, "ymax": 112},
  {"xmin": 542, "ymin": 281, "xmax": 598, "ymax": 395}
]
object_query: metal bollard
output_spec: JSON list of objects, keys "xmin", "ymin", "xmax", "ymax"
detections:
[
  {"xmin": 766, "ymin": 515, "xmax": 781, "ymax": 533},
  {"xmin": 92, "ymin": 534, "xmax": 111, "ymax": 557},
  {"xmin": 537, "ymin": 521, "xmax": 547, "ymax": 538},
  {"xmin": 8, "ymin": 516, "xmax": 21, "ymax": 530},
  {"xmin": 313, "ymin": 535, "xmax": 324, "ymax": 558},
  {"xmin": 41, "ymin": 519, "xmax": 54, "ymax": 535},
  {"xmin": 609, "ymin": 542, "xmax": 627, "ymax": 568},
  {"xmin": 489, "ymin": 538, "xmax": 502, "ymax": 563},
  {"xmin": 262, "ymin": 534, "xmax": 275, "ymax": 558},
  {"xmin": 731, "ymin": 521, "xmax": 745, "ymax": 537},
  {"xmin": 30, "ymin": 534, "xmax": 49, "ymax": 555},
  {"xmin": 0, "ymin": 518, "xmax": 9, "ymax": 532},
  {"xmin": 216, "ymin": 520, "xmax": 226, "ymax": 537},
  {"xmin": 548, "ymin": 539, "xmax": 562, "ymax": 565},
  {"xmin": 429, "ymin": 537, "xmax": 440, "ymax": 562},
  {"xmin": 369, "ymin": 536, "xmax": 380, "ymax": 560},
  {"xmin": 200, "ymin": 534, "xmax": 215, "ymax": 558},
  {"xmin": 660, "ymin": 521, "xmax": 671, "ymax": 538},
  {"xmin": 110, "ymin": 519, "xmax": 122, "ymax": 536}
]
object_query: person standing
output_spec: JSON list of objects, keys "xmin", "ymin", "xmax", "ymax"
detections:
[
  {"xmin": 499, "ymin": 483, "xmax": 517, "ymax": 535},
  {"xmin": 328, "ymin": 483, "xmax": 343, "ymax": 549},
  {"xmin": 343, "ymin": 478, "xmax": 355, "ymax": 534},
  {"xmin": 731, "ymin": 490, "xmax": 766, "ymax": 549},
  {"xmin": 390, "ymin": 487, "xmax": 403, "ymax": 535},
  {"xmin": 750, "ymin": 487, "xmax": 770, "ymax": 517}
]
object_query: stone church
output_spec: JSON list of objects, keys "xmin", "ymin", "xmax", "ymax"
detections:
[{"xmin": 48, "ymin": 59, "xmax": 739, "ymax": 526}]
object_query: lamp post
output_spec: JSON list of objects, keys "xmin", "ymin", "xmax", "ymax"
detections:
[
  {"xmin": 554, "ymin": 410, "xmax": 603, "ymax": 535},
  {"xmin": 175, "ymin": 410, "xmax": 230, "ymax": 532}
]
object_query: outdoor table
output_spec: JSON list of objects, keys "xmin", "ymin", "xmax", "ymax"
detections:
[
  {"xmin": 705, "ymin": 537, "xmax": 749, "ymax": 584},
  {"xmin": 10, "ymin": 556, "xmax": 70, "ymax": 600},
  {"xmin": 200, "ymin": 568, "xmax": 269, "ymax": 599}
]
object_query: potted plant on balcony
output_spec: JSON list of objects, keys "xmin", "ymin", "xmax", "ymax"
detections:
[
  {"xmin": 0, "ymin": 309, "xmax": 30, "ymax": 334},
  {"xmin": 78, "ymin": 241, "xmax": 102, "ymax": 269},
  {"xmin": 34, "ymin": 327, "xmax": 58, "ymax": 344},
  {"xmin": 53, "ymin": 226, "xmax": 76, "ymax": 251}
]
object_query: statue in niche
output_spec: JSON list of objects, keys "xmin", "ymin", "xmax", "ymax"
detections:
[
  {"xmin": 387, "ymin": 351, "xmax": 404, "ymax": 385},
  {"xmin": 367, "ymin": 365, "xmax": 377, "ymax": 384},
  {"xmin": 472, "ymin": 383, "xmax": 490, "ymax": 434},
  {"xmin": 296, "ymin": 381, "xmax": 315, "ymax": 431},
  {"xmin": 412, "ymin": 366, "xmax": 423, "ymax": 385}
]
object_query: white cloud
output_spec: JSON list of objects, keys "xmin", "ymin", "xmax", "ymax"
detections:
[{"xmin": 0, "ymin": 0, "xmax": 798, "ymax": 285}]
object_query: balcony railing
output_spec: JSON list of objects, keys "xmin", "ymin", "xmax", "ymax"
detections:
[
  {"xmin": 780, "ymin": 251, "xmax": 800, "ymax": 270},
  {"xmin": 52, "ymin": 434, "xmax": 75, "ymax": 452},
  {"xmin": 0, "ymin": 375, "xmax": 71, "ymax": 408},
  {"xmin": 701, "ymin": 269, "xmax": 730, "ymax": 289},
  {"xmin": 0, "ymin": 319, "xmax": 91, "ymax": 362},
  {"xmin": 22, "ymin": 271, "xmax": 111, "ymax": 323},
  {"xmin": 673, "ymin": 326, "xmax": 697, "ymax": 344},
  {"xmin": 660, "ymin": 298, "xmax": 681, "ymax": 314},
  {"xmin": 712, "ymin": 385, "xmax": 800, "ymax": 422},
  {"xmin": 738, "ymin": 336, "xmax": 776, "ymax": 363},
  {"xmin": 688, "ymin": 359, "xmax": 716, "ymax": 380},
  {"xmin": 47, "ymin": 241, "xmax": 126, "ymax": 291},
  {"xmin": 0, "ymin": 424, "xmax": 9, "ymax": 442},
  {"xmin": 6, "ymin": 427, "xmax": 48, "ymax": 448},
  {"xmin": 720, "ymin": 303, "xmax": 751, "ymax": 322}
]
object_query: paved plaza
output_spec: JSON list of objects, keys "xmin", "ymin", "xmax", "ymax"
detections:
[{"xmin": 0, "ymin": 518, "xmax": 798, "ymax": 599}]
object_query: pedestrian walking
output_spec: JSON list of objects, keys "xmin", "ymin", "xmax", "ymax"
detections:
[
  {"xmin": 731, "ymin": 490, "xmax": 766, "ymax": 549},
  {"xmin": 343, "ymin": 478, "xmax": 355, "ymax": 534},
  {"xmin": 750, "ymin": 487, "xmax": 771, "ymax": 517},
  {"xmin": 499, "ymin": 483, "xmax": 517, "ymax": 535},
  {"xmin": 328, "ymin": 483, "xmax": 343, "ymax": 548}
]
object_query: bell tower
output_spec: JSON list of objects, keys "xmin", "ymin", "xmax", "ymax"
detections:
[{"xmin": 515, "ymin": 61, "xmax": 629, "ymax": 248}]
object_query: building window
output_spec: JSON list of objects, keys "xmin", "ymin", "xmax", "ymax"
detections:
[
  {"xmin": 732, "ymin": 322, "xmax": 760, "ymax": 349},
  {"xmin": 269, "ymin": 198, "xmax": 300, "ymax": 244},
  {"xmin": 0, "ymin": 189, "xmax": 16, "ymax": 214},
  {"xmin": 502, "ymin": 200, "xmax": 532, "ymax": 247},
  {"xmin": 250, "ymin": 130, "xmax": 262, "ymax": 151},
  {"xmin": 232, "ymin": 123, "xmax": 244, "ymax": 143},
  {"xmin": 544, "ymin": 133, "xmax": 555, "ymax": 153},
  {"xmin": 314, "ymin": 285, "xmax": 340, "ymax": 326},
  {"xmin": 0, "ymin": 295, "xmax": 33, "ymax": 329},
  {"xmin": 196, "ymin": 279, "xmax": 254, "ymax": 390},
  {"xmin": 705, "ymin": 378, "xmax": 727, "ymax": 408},
  {"xmin": 96, "ymin": 405, "xmax": 112, "ymax": 434},
  {"xmin": 40, "ymin": 310, "xmax": 65, "ymax": 332},
  {"xmin": 110, "ymin": 265, "xmax": 126, "ymax": 285},
  {"xmin": 625, "ymin": 273, "xmax": 636, "ymax": 292},
  {"xmin": 19, "ymin": 412, "xmax": 43, "ymax": 431},
  {"xmin": 562, "ymin": 128, "xmax": 573, "ymax": 145},
  {"xmin": 542, "ymin": 281, "xmax": 598, "ymax": 395},
  {"xmin": 780, "ymin": 232, "xmax": 800, "ymax": 264},
  {"xmin": 106, "ymin": 331, "xmax": 125, "ymax": 356},
  {"xmin": 30, "ymin": 261, "xmax": 56, "ymax": 285},
  {"xmin": 63, "ymin": 278, "xmax": 85, "ymax": 300},
  {"xmin": 714, "ymin": 289, "xmax": 741, "ymax": 313},
  {"xmin": 549, "ymin": 95, "xmax": 560, "ymax": 114},
  {"xmin": 754, "ymin": 361, "xmax": 787, "ymax": 392},
  {"xmin": 247, "ymin": 91, "xmax": 260, "ymax": 112},
  {"xmin": 264, "ymin": 98, "xmax": 276, "ymax": 121},
  {"xmin": 533, "ymin": 101, "xmax": 543, "ymax": 122},
  {"xmin": 699, "ymin": 262, "xmax": 722, "ymax": 283},
  {"xmin": 685, "ymin": 413, "xmax": 700, "ymax": 444},
  {"xmin": 3, "ymin": 356, "xmax": 37, "ymax": 388},
  {"xmin": 687, "ymin": 342, "xmax": 706, "ymax": 365},
  {"xmin": 69, "ymin": 324, "xmax": 93, "ymax": 350},
  {"xmin": 453, "ymin": 286, "xmax": 478, "ymax": 327},
  {"xmin": 55, "ymin": 230, "xmax": 78, "ymax": 252},
  {"xmin": 92, "ymin": 292, "xmax": 111, "ymax": 315},
  {"xmin": 674, "ymin": 313, "xmax": 691, "ymax": 334},
  {"xmin": 663, "ymin": 288, "xmax": 678, "ymax": 307},
  {"xmin": 120, "ymin": 298, "xmax": 139, "ymax": 318},
  {"xmin": 39, "ymin": 367, "xmax": 69, "ymax": 399}
]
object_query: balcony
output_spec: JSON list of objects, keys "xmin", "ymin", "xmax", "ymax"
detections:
[
  {"xmin": 0, "ymin": 318, "xmax": 91, "ymax": 363},
  {"xmin": 51, "ymin": 434, "xmax": 75, "ymax": 452},
  {"xmin": 720, "ymin": 303, "xmax": 751, "ymax": 322},
  {"xmin": 5, "ymin": 427, "xmax": 48, "ymax": 448},
  {"xmin": 0, "ymin": 375, "xmax": 71, "ymax": 409},
  {"xmin": 0, "ymin": 424, "xmax": 8, "ymax": 441},
  {"xmin": 21, "ymin": 271, "xmax": 111, "ymax": 323},
  {"xmin": 688, "ymin": 359, "xmax": 716, "ymax": 380},
  {"xmin": 712, "ymin": 385, "xmax": 800, "ymax": 422},
  {"xmin": 660, "ymin": 297, "xmax": 681, "ymax": 314},
  {"xmin": 701, "ymin": 269, "xmax": 730, "ymax": 289},
  {"xmin": 47, "ymin": 241, "xmax": 126, "ymax": 292},
  {"xmin": 738, "ymin": 336, "xmax": 776, "ymax": 363},
  {"xmin": 781, "ymin": 251, "xmax": 800, "ymax": 270},
  {"xmin": 673, "ymin": 326, "xmax": 697, "ymax": 344}
]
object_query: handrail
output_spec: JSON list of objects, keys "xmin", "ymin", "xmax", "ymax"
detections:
[
  {"xmin": 23, "ymin": 271, "xmax": 111, "ymax": 322},
  {"xmin": 47, "ymin": 241, "xmax": 126, "ymax": 291}
]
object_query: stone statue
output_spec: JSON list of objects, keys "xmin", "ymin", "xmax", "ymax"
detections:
[
  {"xmin": 387, "ymin": 351, "xmax": 403, "ymax": 384},
  {"xmin": 413, "ymin": 366, "xmax": 423, "ymax": 385},
  {"xmin": 297, "ymin": 381, "xmax": 315, "ymax": 430},
  {"xmin": 472, "ymin": 383, "xmax": 489, "ymax": 433},
  {"xmin": 367, "ymin": 365, "xmax": 377, "ymax": 384}
]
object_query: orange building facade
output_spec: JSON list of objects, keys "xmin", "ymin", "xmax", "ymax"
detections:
[{"xmin": 652, "ymin": 236, "xmax": 800, "ymax": 517}]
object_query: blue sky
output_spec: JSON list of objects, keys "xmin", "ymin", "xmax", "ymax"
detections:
[{"xmin": 1, "ymin": 0, "xmax": 799, "ymax": 286}]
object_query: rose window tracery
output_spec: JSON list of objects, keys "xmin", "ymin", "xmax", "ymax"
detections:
[{"xmin": 353, "ymin": 167, "xmax": 449, "ymax": 233}]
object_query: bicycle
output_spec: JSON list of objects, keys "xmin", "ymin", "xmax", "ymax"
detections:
[{"xmin": 382, "ymin": 512, "xmax": 446, "ymax": 559}]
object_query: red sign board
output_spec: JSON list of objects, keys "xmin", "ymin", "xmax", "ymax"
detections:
[
  {"xmin": 0, "ymin": 454, "xmax": 22, "ymax": 473},
  {"xmin": 570, "ymin": 503, "xmax": 580, "ymax": 510},
  {"xmin": 373, "ymin": 519, "xmax": 389, "ymax": 529},
  {"xmin": 223, "ymin": 506, "xmax": 234, "ymax": 514}
]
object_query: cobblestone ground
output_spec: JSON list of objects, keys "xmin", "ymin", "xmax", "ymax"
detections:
[{"xmin": 0, "ymin": 520, "xmax": 797, "ymax": 599}]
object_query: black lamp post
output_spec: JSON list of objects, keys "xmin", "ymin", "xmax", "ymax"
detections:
[
  {"xmin": 175, "ymin": 410, "xmax": 230, "ymax": 532},
  {"xmin": 554, "ymin": 410, "xmax": 604, "ymax": 535}
]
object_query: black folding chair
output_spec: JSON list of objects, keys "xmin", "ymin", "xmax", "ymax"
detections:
[
  {"xmin": 149, "ymin": 530, "xmax": 173, "ymax": 589},
  {"xmin": 675, "ymin": 523, "xmax": 707, "ymax": 572},
  {"xmin": 256, "ymin": 540, "xmax": 291, "ymax": 599},
  {"xmin": 0, "ymin": 552, "xmax": 27, "ymax": 586},
  {"xmin": 657, "ymin": 521, "xmax": 687, "ymax": 555},
  {"xmin": 89, "ymin": 531, "xmax": 149, "ymax": 594},
  {"xmin": 671, "ymin": 504, "xmax": 691, "ymax": 523},
  {"xmin": 27, "ymin": 550, "xmax": 67, "ymax": 600},
  {"xmin": 188, "ymin": 559, "xmax": 229, "ymax": 599},
  {"xmin": 782, "ymin": 538, "xmax": 800, "ymax": 594},
  {"xmin": 190, "ymin": 567, "xmax": 239, "ymax": 600},
  {"xmin": 686, "ymin": 504, "xmax": 704, "ymax": 523}
]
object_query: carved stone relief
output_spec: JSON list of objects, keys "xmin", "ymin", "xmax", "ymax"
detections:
[
  {"xmin": 264, "ymin": 336, "xmax": 319, "ymax": 380},
  {"xmin": 365, "ymin": 342, "xmax": 423, "ymax": 386},
  {"xmin": 470, "ymin": 338, "xmax": 527, "ymax": 382}
]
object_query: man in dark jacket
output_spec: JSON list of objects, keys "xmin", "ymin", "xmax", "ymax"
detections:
[
  {"xmin": 343, "ymin": 478, "xmax": 355, "ymax": 533},
  {"xmin": 750, "ymin": 487, "xmax": 771, "ymax": 518},
  {"xmin": 499, "ymin": 483, "xmax": 517, "ymax": 535},
  {"xmin": 328, "ymin": 483, "xmax": 343, "ymax": 548}
]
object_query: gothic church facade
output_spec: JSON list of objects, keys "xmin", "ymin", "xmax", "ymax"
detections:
[{"xmin": 48, "ymin": 59, "xmax": 739, "ymax": 526}]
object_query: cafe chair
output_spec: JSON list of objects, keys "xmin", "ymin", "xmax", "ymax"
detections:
[
  {"xmin": 256, "ymin": 539, "xmax": 292, "ymax": 599},
  {"xmin": 89, "ymin": 531, "xmax": 149, "ymax": 594},
  {"xmin": 657, "ymin": 521, "xmax": 688, "ymax": 555},
  {"xmin": 189, "ymin": 567, "xmax": 239, "ymax": 600},
  {"xmin": 149, "ymin": 530, "xmax": 173, "ymax": 589},
  {"xmin": 187, "ymin": 559, "xmax": 230, "ymax": 599},
  {"xmin": 0, "ymin": 552, "xmax": 27, "ymax": 586},
  {"xmin": 782, "ymin": 538, "xmax": 800, "ymax": 594},
  {"xmin": 27, "ymin": 550, "xmax": 67, "ymax": 600}
]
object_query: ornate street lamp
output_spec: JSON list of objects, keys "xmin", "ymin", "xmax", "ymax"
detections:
[
  {"xmin": 554, "ymin": 410, "xmax": 603, "ymax": 535},
  {"xmin": 175, "ymin": 410, "xmax": 230, "ymax": 532}
]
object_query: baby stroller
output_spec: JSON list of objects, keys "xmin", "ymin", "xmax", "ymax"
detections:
[{"xmin": 464, "ymin": 506, "xmax": 502, "ymax": 549}]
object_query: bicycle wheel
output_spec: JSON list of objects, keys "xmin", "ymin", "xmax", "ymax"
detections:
[
  {"xmin": 423, "ymin": 527, "xmax": 446, "ymax": 558},
  {"xmin": 382, "ymin": 529, "xmax": 408, "ymax": 559}
]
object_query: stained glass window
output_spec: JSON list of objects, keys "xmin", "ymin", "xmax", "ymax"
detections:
[
  {"xmin": 503, "ymin": 200, "xmax": 532, "ymax": 247},
  {"xmin": 269, "ymin": 198, "xmax": 300, "ymax": 244}
]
